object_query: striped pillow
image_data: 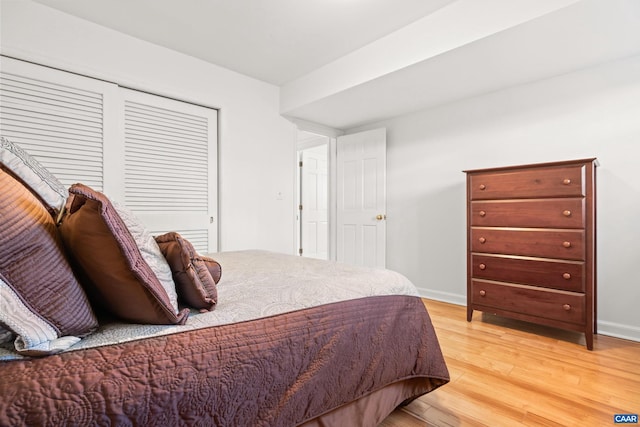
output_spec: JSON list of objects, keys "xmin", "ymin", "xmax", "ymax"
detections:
[
  {"xmin": 0, "ymin": 169, "xmax": 98, "ymax": 356},
  {"xmin": 0, "ymin": 137, "xmax": 67, "ymax": 217}
]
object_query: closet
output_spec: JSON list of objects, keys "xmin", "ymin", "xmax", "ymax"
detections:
[{"xmin": 0, "ymin": 56, "xmax": 217, "ymax": 252}]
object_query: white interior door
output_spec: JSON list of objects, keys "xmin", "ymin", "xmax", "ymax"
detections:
[
  {"xmin": 299, "ymin": 145, "xmax": 328, "ymax": 259},
  {"xmin": 336, "ymin": 128, "xmax": 386, "ymax": 268}
]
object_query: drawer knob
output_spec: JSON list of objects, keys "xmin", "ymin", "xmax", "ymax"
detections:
[
  {"xmin": 479, "ymin": 263, "xmax": 486, "ymax": 270},
  {"xmin": 563, "ymin": 273, "xmax": 571, "ymax": 280},
  {"xmin": 479, "ymin": 184, "xmax": 486, "ymax": 190},
  {"xmin": 563, "ymin": 210, "xmax": 571, "ymax": 217},
  {"xmin": 563, "ymin": 241, "xmax": 572, "ymax": 248},
  {"xmin": 479, "ymin": 290, "xmax": 486, "ymax": 297},
  {"xmin": 479, "ymin": 210, "xmax": 486, "ymax": 217},
  {"xmin": 563, "ymin": 304, "xmax": 571, "ymax": 311},
  {"xmin": 479, "ymin": 237, "xmax": 486, "ymax": 244},
  {"xmin": 563, "ymin": 178, "xmax": 571, "ymax": 185}
]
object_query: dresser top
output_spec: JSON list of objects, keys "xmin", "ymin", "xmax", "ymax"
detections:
[{"xmin": 463, "ymin": 157, "xmax": 598, "ymax": 174}]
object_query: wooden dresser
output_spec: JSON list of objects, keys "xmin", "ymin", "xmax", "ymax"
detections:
[{"xmin": 464, "ymin": 158, "xmax": 598, "ymax": 350}]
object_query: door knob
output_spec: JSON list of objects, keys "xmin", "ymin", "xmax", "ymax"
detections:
[{"xmin": 376, "ymin": 214, "xmax": 386, "ymax": 221}]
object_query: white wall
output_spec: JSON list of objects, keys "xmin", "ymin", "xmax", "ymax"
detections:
[
  {"xmin": 0, "ymin": 0, "xmax": 296, "ymax": 254},
  {"xmin": 349, "ymin": 54, "xmax": 640, "ymax": 342}
]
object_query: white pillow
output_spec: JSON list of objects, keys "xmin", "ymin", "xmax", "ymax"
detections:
[
  {"xmin": 0, "ymin": 136, "xmax": 67, "ymax": 214},
  {"xmin": 0, "ymin": 275, "xmax": 81, "ymax": 355},
  {"xmin": 113, "ymin": 203, "xmax": 180, "ymax": 314}
]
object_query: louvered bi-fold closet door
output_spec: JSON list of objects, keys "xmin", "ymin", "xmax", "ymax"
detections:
[
  {"xmin": 0, "ymin": 57, "xmax": 218, "ymax": 253},
  {"xmin": 121, "ymin": 88, "xmax": 217, "ymax": 253},
  {"xmin": 0, "ymin": 56, "xmax": 118, "ymax": 191}
]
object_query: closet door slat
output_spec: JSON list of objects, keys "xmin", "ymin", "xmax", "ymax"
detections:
[
  {"xmin": 122, "ymin": 89, "xmax": 218, "ymax": 252},
  {"xmin": 123, "ymin": 100, "xmax": 210, "ymax": 213},
  {"xmin": 0, "ymin": 67, "xmax": 106, "ymax": 191}
]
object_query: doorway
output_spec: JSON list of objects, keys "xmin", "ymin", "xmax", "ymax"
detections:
[
  {"xmin": 296, "ymin": 131, "xmax": 331, "ymax": 260},
  {"xmin": 295, "ymin": 127, "xmax": 386, "ymax": 267}
]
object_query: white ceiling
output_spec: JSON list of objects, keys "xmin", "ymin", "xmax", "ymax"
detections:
[
  {"xmin": 31, "ymin": 0, "xmax": 457, "ymax": 86},
  {"xmin": 30, "ymin": 0, "xmax": 640, "ymax": 130}
]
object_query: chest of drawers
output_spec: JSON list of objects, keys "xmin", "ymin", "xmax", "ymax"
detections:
[{"xmin": 464, "ymin": 159, "xmax": 597, "ymax": 350}]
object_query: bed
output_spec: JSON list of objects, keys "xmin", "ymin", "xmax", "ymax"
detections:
[{"xmin": 0, "ymin": 137, "xmax": 449, "ymax": 426}]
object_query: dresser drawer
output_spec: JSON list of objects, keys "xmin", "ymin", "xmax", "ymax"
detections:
[
  {"xmin": 469, "ymin": 164, "xmax": 585, "ymax": 200},
  {"xmin": 470, "ymin": 199, "xmax": 584, "ymax": 228},
  {"xmin": 471, "ymin": 279, "xmax": 585, "ymax": 325},
  {"xmin": 471, "ymin": 254, "xmax": 584, "ymax": 292},
  {"xmin": 471, "ymin": 228, "xmax": 585, "ymax": 260}
]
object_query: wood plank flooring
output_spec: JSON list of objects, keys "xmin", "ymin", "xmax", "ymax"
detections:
[{"xmin": 379, "ymin": 299, "xmax": 640, "ymax": 427}]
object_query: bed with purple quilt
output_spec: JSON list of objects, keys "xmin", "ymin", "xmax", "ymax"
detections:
[{"xmin": 0, "ymin": 137, "xmax": 448, "ymax": 426}]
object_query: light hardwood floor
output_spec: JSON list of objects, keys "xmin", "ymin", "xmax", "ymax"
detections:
[{"xmin": 379, "ymin": 299, "xmax": 640, "ymax": 427}]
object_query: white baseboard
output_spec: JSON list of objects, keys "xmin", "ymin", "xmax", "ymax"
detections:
[
  {"xmin": 417, "ymin": 288, "xmax": 466, "ymax": 307},
  {"xmin": 417, "ymin": 289, "xmax": 640, "ymax": 343},
  {"xmin": 597, "ymin": 320, "xmax": 640, "ymax": 343}
]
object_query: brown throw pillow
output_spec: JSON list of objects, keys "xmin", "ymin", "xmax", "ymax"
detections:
[
  {"xmin": 0, "ymin": 169, "xmax": 98, "ymax": 355},
  {"xmin": 59, "ymin": 184, "xmax": 189, "ymax": 325},
  {"xmin": 155, "ymin": 232, "xmax": 221, "ymax": 312}
]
